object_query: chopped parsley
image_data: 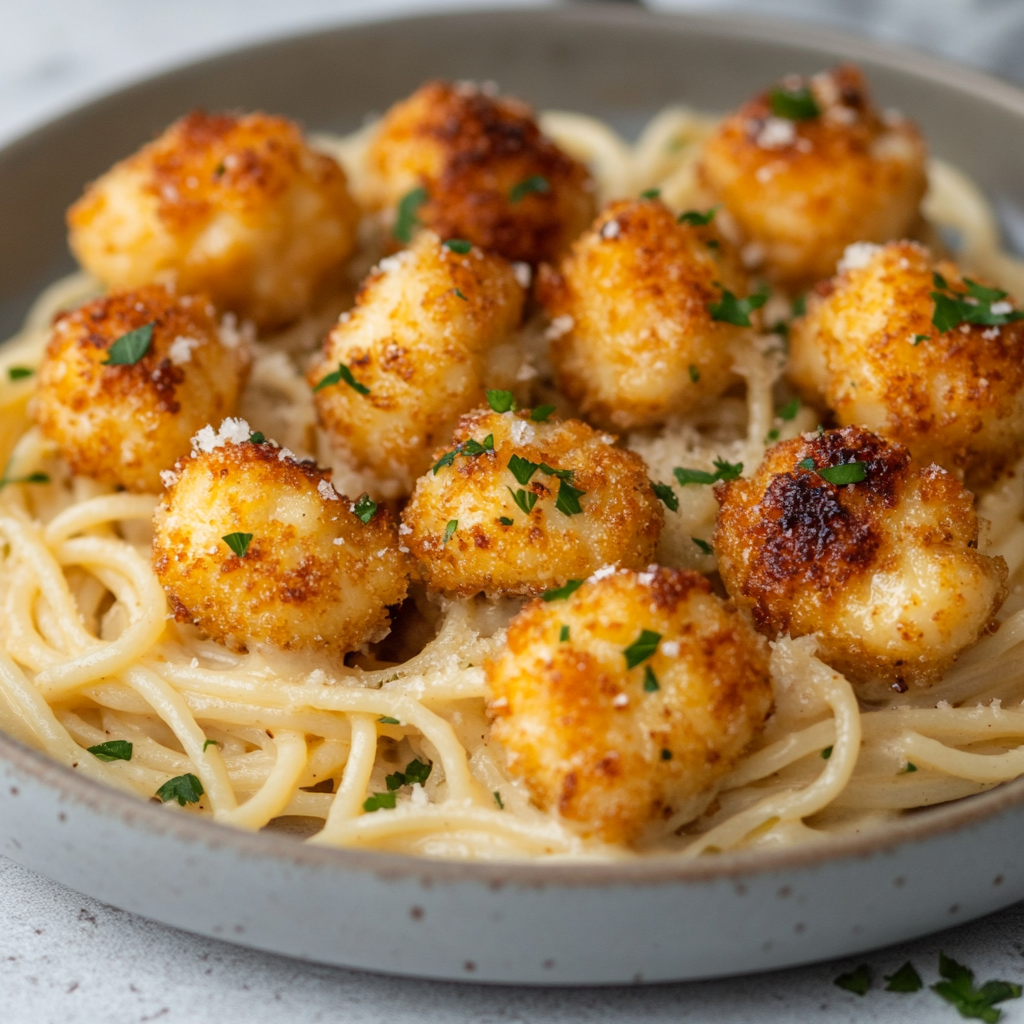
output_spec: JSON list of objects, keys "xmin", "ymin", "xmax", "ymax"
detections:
[
  {"xmin": 444, "ymin": 519, "xmax": 458, "ymax": 544},
  {"xmin": 87, "ymin": 740, "xmax": 132, "ymax": 762},
  {"xmin": 821, "ymin": 746, "xmax": 833, "ymax": 759},
  {"xmin": 541, "ymin": 579, "xmax": 583, "ymax": 602},
  {"xmin": 363, "ymin": 791, "xmax": 397, "ymax": 812},
  {"xmin": 912, "ymin": 333, "xmax": 930, "ymax": 346},
  {"xmin": 709, "ymin": 285, "xmax": 769, "ymax": 327},
  {"xmin": 768, "ymin": 84, "xmax": 820, "ymax": 121},
  {"xmin": 678, "ymin": 206, "xmax": 718, "ymax": 226},
  {"xmin": 884, "ymin": 962, "xmax": 923, "ymax": 993},
  {"xmin": 661, "ymin": 749, "xmax": 672, "ymax": 760},
  {"xmin": 778, "ymin": 398, "xmax": 800, "ymax": 421},
  {"xmin": 530, "ymin": 405, "xmax": 556, "ymax": 422},
  {"xmin": 103, "ymin": 323, "xmax": 154, "ymax": 366},
  {"xmin": 692, "ymin": 537, "xmax": 713, "ymax": 555},
  {"xmin": 540, "ymin": 462, "xmax": 574, "ymax": 480},
  {"xmin": 559, "ymin": 625, "xmax": 570, "ymax": 642},
  {"xmin": 792, "ymin": 293, "xmax": 807, "ymax": 317},
  {"xmin": 222, "ymin": 532, "xmax": 253, "ymax": 558},
  {"xmin": 203, "ymin": 739, "xmax": 220, "ymax": 752},
  {"xmin": 834, "ymin": 964, "xmax": 872, "ymax": 996},
  {"xmin": 509, "ymin": 175, "xmax": 550, "ymax": 203},
  {"xmin": 353, "ymin": 493, "xmax": 378, "ymax": 523},
  {"xmin": 673, "ymin": 457, "xmax": 743, "ymax": 487},
  {"xmin": 498, "ymin": 516, "xmax": 514, "ymax": 526},
  {"xmin": 932, "ymin": 951, "xmax": 1021, "ymax": 1022},
  {"xmin": 7, "ymin": 366, "xmax": 34, "ymax": 381},
  {"xmin": 386, "ymin": 758, "xmax": 433, "ymax": 791},
  {"xmin": 554, "ymin": 478, "xmax": 586, "ymax": 516},
  {"xmin": 394, "ymin": 186, "xmax": 428, "ymax": 243},
  {"xmin": 640, "ymin": 188, "xmax": 661, "ymax": 199},
  {"xmin": 508, "ymin": 454, "xmax": 539, "ymax": 485},
  {"xmin": 156, "ymin": 773, "xmax": 204, "ymax": 806},
  {"xmin": 797, "ymin": 457, "xmax": 816, "ymax": 471},
  {"xmin": 508, "ymin": 487, "xmax": 538, "ymax": 515},
  {"xmin": 378, "ymin": 716, "xmax": 401, "ymax": 725},
  {"xmin": 487, "ymin": 389, "xmax": 517, "ymax": 413},
  {"xmin": 0, "ymin": 471, "xmax": 50, "ymax": 492},
  {"xmin": 493, "ymin": 790, "xmax": 504, "ymax": 809},
  {"xmin": 624, "ymin": 629, "xmax": 661, "ymax": 670},
  {"xmin": 443, "ymin": 238, "xmax": 472, "ymax": 254},
  {"xmin": 817, "ymin": 462, "xmax": 867, "ymax": 486},
  {"xmin": 433, "ymin": 434, "xmax": 494, "ymax": 473},
  {"xmin": 766, "ymin": 429, "xmax": 780, "ymax": 444},
  {"xmin": 688, "ymin": 364, "xmax": 701, "ymax": 383},
  {"xmin": 453, "ymin": 289, "xmax": 468, "ymax": 301},
  {"xmin": 903, "ymin": 762, "xmax": 918, "ymax": 773},
  {"xmin": 651, "ymin": 481, "xmax": 679, "ymax": 512},
  {"xmin": 248, "ymin": 431, "xmax": 265, "ymax": 444},
  {"xmin": 643, "ymin": 666, "xmax": 660, "ymax": 692},
  {"xmin": 313, "ymin": 361, "xmax": 370, "ymax": 395},
  {"xmin": 931, "ymin": 272, "xmax": 1023, "ymax": 333}
]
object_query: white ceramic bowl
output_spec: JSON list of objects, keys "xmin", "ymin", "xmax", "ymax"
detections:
[{"xmin": 3, "ymin": 5, "xmax": 1024, "ymax": 985}]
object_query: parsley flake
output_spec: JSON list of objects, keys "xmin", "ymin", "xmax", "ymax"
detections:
[
  {"xmin": 673, "ymin": 458, "xmax": 743, "ymax": 487},
  {"xmin": 652, "ymin": 481, "xmax": 679, "ymax": 511},
  {"xmin": 688, "ymin": 364, "xmax": 701, "ymax": 383},
  {"xmin": 559, "ymin": 625, "xmax": 569, "ymax": 642},
  {"xmin": 541, "ymin": 579, "xmax": 583, "ymax": 602},
  {"xmin": 798, "ymin": 458, "xmax": 816, "ymax": 471},
  {"xmin": 444, "ymin": 519, "xmax": 458, "ymax": 544},
  {"xmin": 353, "ymin": 493, "xmax": 378, "ymax": 523},
  {"xmin": 443, "ymin": 238, "xmax": 472, "ymax": 254},
  {"xmin": 678, "ymin": 206, "xmax": 718, "ymax": 226},
  {"xmin": 314, "ymin": 362, "xmax": 370, "ymax": 395},
  {"xmin": 509, "ymin": 175, "xmax": 550, "ymax": 203},
  {"xmin": 539, "ymin": 462, "xmax": 574, "ymax": 480},
  {"xmin": 222, "ymin": 532, "xmax": 253, "ymax": 557},
  {"xmin": 493, "ymin": 790, "xmax": 505, "ymax": 809},
  {"xmin": 156, "ymin": 773, "xmax": 204, "ymax": 806},
  {"xmin": 386, "ymin": 758, "xmax": 433, "ymax": 791},
  {"xmin": 508, "ymin": 486, "xmax": 538, "ymax": 515},
  {"xmin": 394, "ymin": 186, "xmax": 428, "ymax": 243},
  {"xmin": 643, "ymin": 666, "xmax": 660, "ymax": 692},
  {"xmin": 103, "ymin": 323, "xmax": 154, "ymax": 366},
  {"xmin": 203, "ymin": 739, "xmax": 220, "ymax": 752},
  {"xmin": 912, "ymin": 334, "xmax": 930, "ymax": 346},
  {"xmin": 884, "ymin": 962, "xmax": 923, "ymax": 993},
  {"xmin": 817, "ymin": 462, "xmax": 867, "ymax": 486},
  {"xmin": 530, "ymin": 405, "xmax": 556, "ymax": 422},
  {"xmin": 7, "ymin": 366, "xmax": 34, "ymax": 381},
  {"xmin": 778, "ymin": 398, "xmax": 800, "ymax": 421},
  {"xmin": 363, "ymin": 791, "xmax": 397, "ymax": 812},
  {"xmin": 378, "ymin": 716, "xmax": 401, "ymax": 725},
  {"xmin": 834, "ymin": 964, "xmax": 872, "ymax": 996},
  {"xmin": 931, "ymin": 273, "xmax": 1023, "ymax": 333},
  {"xmin": 508, "ymin": 454, "xmax": 539, "ymax": 485},
  {"xmin": 498, "ymin": 516, "xmax": 514, "ymax": 526},
  {"xmin": 624, "ymin": 629, "xmax": 661, "ymax": 669},
  {"xmin": 903, "ymin": 762, "xmax": 918, "ymax": 773},
  {"xmin": 766, "ymin": 429, "xmax": 781, "ymax": 444},
  {"xmin": 87, "ymin": 740, "xmax": 132, "ymax": 762},
  {"xmin": 555, "ymin": 478, "xmax": 586, "ymax": 516},
  {"xmin": 709, "ymin": 286, "xmax": 769, "ymax": 327},
  {"xmin": 486, "ymin": 389, "xmax": 517, "ymax": 413},
  {"xmin": 692, "ymin": 537, "xmax": 713, "ymax": 555},
  {"xmin": 248, "ymin": 431, "xmax": 265, "ymax": 444},
  {"xmin": 0, "ymin": 471, "xmax": 50, "ymax": 492},
  {"xmin": 713, "ymin": 457, "xmax": 743, "ymax": 481},
  {"xmin": 640, "ymin": 188, "xmax": 661, "ymax": 199},
  {"xmin": 932, "ymin": 951, "xmax": 1022, "ymax": 1022},
  {"xmin": 433, "ymin": 435, "xmax": 494, "ymax": 473},
  {"xmin": 768, "ymin": 85, "xmax": 820, "ymax": 120},
  {"xmin": 453, "ymin": 289, "xmax": 468, "ymax": 301},
  {"xmin": 792, "ymin": 293, "xmax": 807, "ymax": 317},
  {"xmin": 821, "ymin": 746, "xmax": 833, "ymax": 759}
]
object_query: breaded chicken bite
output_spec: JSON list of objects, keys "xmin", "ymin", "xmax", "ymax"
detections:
[
  {"xmin": 537, "ymin": 198, "xmax": 753, "ymax": 430},
  {"xmin": 486, "ymin": 566, "xmax": 772, "ymax": 844},
  {"xmin": 67, "ymin": 111, "xmax": 359, "ymax": 330},
  {"xmin": 698, "ymin": 65, "xmax": 926, "ymax": 290},
  {"xmin": 788, "ymin": 241, "xmax": 1024, "ymax": 483},
  {"xmin": 153, "ymin": 419, "xmax": 409, "ymax": 653},
  {"xmin": 309, "ymin": 233, "xmax": 525, "ymax": 494},
  {"xmin": 714, "ymin": 426, "xmax": 1007, "ymax": 696},
  {"xmin": 401, "ymin": 408, "xmax": 664, "ymax": 597},
  {"xmin": 33, "ymin": 285, "xmax": 250, "ymax": 493},
  {"xmin": 364, "ymin": 80, "xmax": 595, "ymax": 265}
]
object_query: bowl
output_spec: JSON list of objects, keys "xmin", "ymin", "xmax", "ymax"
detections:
[{"xmin": 3, "ymin": 4, "xmax": 1024, "ymax": 986}]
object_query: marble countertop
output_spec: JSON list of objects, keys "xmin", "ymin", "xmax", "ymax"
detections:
[{"xmin": 3, "ymin": 2, "xmax": 1024, "ymax": 1021}]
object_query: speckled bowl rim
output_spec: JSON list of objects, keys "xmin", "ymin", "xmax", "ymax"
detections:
[{"xmin": 4, "ymin": 3, "xmax": 1024, "ymax": 889}]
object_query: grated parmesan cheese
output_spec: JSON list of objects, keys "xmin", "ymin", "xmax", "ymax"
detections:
[
  {"xmin": 168, "ymin": 335, "xmax": 202, "ymax": 365},
  {"xmin": 191, "ymin": 417, "xmax": 252, "ymax": 454},
  {"xmin": 837, "ymin": 241, "xmax": 881, "ymax": 275},
  {"xmin": 756, "ymin": 118, "xmax": 796, "ymax": 149},
  {"xmin": 318, "ymin": 479, "xmax": 339, "ymax": 502}
]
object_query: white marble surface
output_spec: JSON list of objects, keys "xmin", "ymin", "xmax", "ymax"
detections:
[{"xmin": 4, "ymin": 2, "xmax": 1024, "ymax": 1022}]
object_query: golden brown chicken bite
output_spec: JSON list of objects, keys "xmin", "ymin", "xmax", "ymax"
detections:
[
  {"xmin": 364, "ymin": 80, "xmax": 595, "ymax": 265},
  {"xmin": 537, "ymin": 198, "xmax": 753, "ymax": 430},
  {"xmin": 401, "ymin": 408, "xmax": 664, "ymax": 597},
  {"xmin": 33, "ymin": 285, "xmax": 250, "ymax": 493},
  {"xmin": 309, "ymin": 233, "xmax": 525, "ymax": 494},
  {"xmin": 698, "ymin": 65, "xmax": 926, "ymax": 290},
  {"xmin": 486, "ymin": 566, "xmax": 772, "ymax": 844},
  {"xmin": 153, "ymin": 419, "xmax": 409, "ymax": 653},
  {"xmin": 714, "ymin": 426, "xmax": 1007, "ymax": 696},
  {"xmin": 67, "ymin": 111, "xmax": 359, "ymax": 330},
  {"xmin": 788, "ymin": 241, "xmax": 1024, "ymax": 483}
]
